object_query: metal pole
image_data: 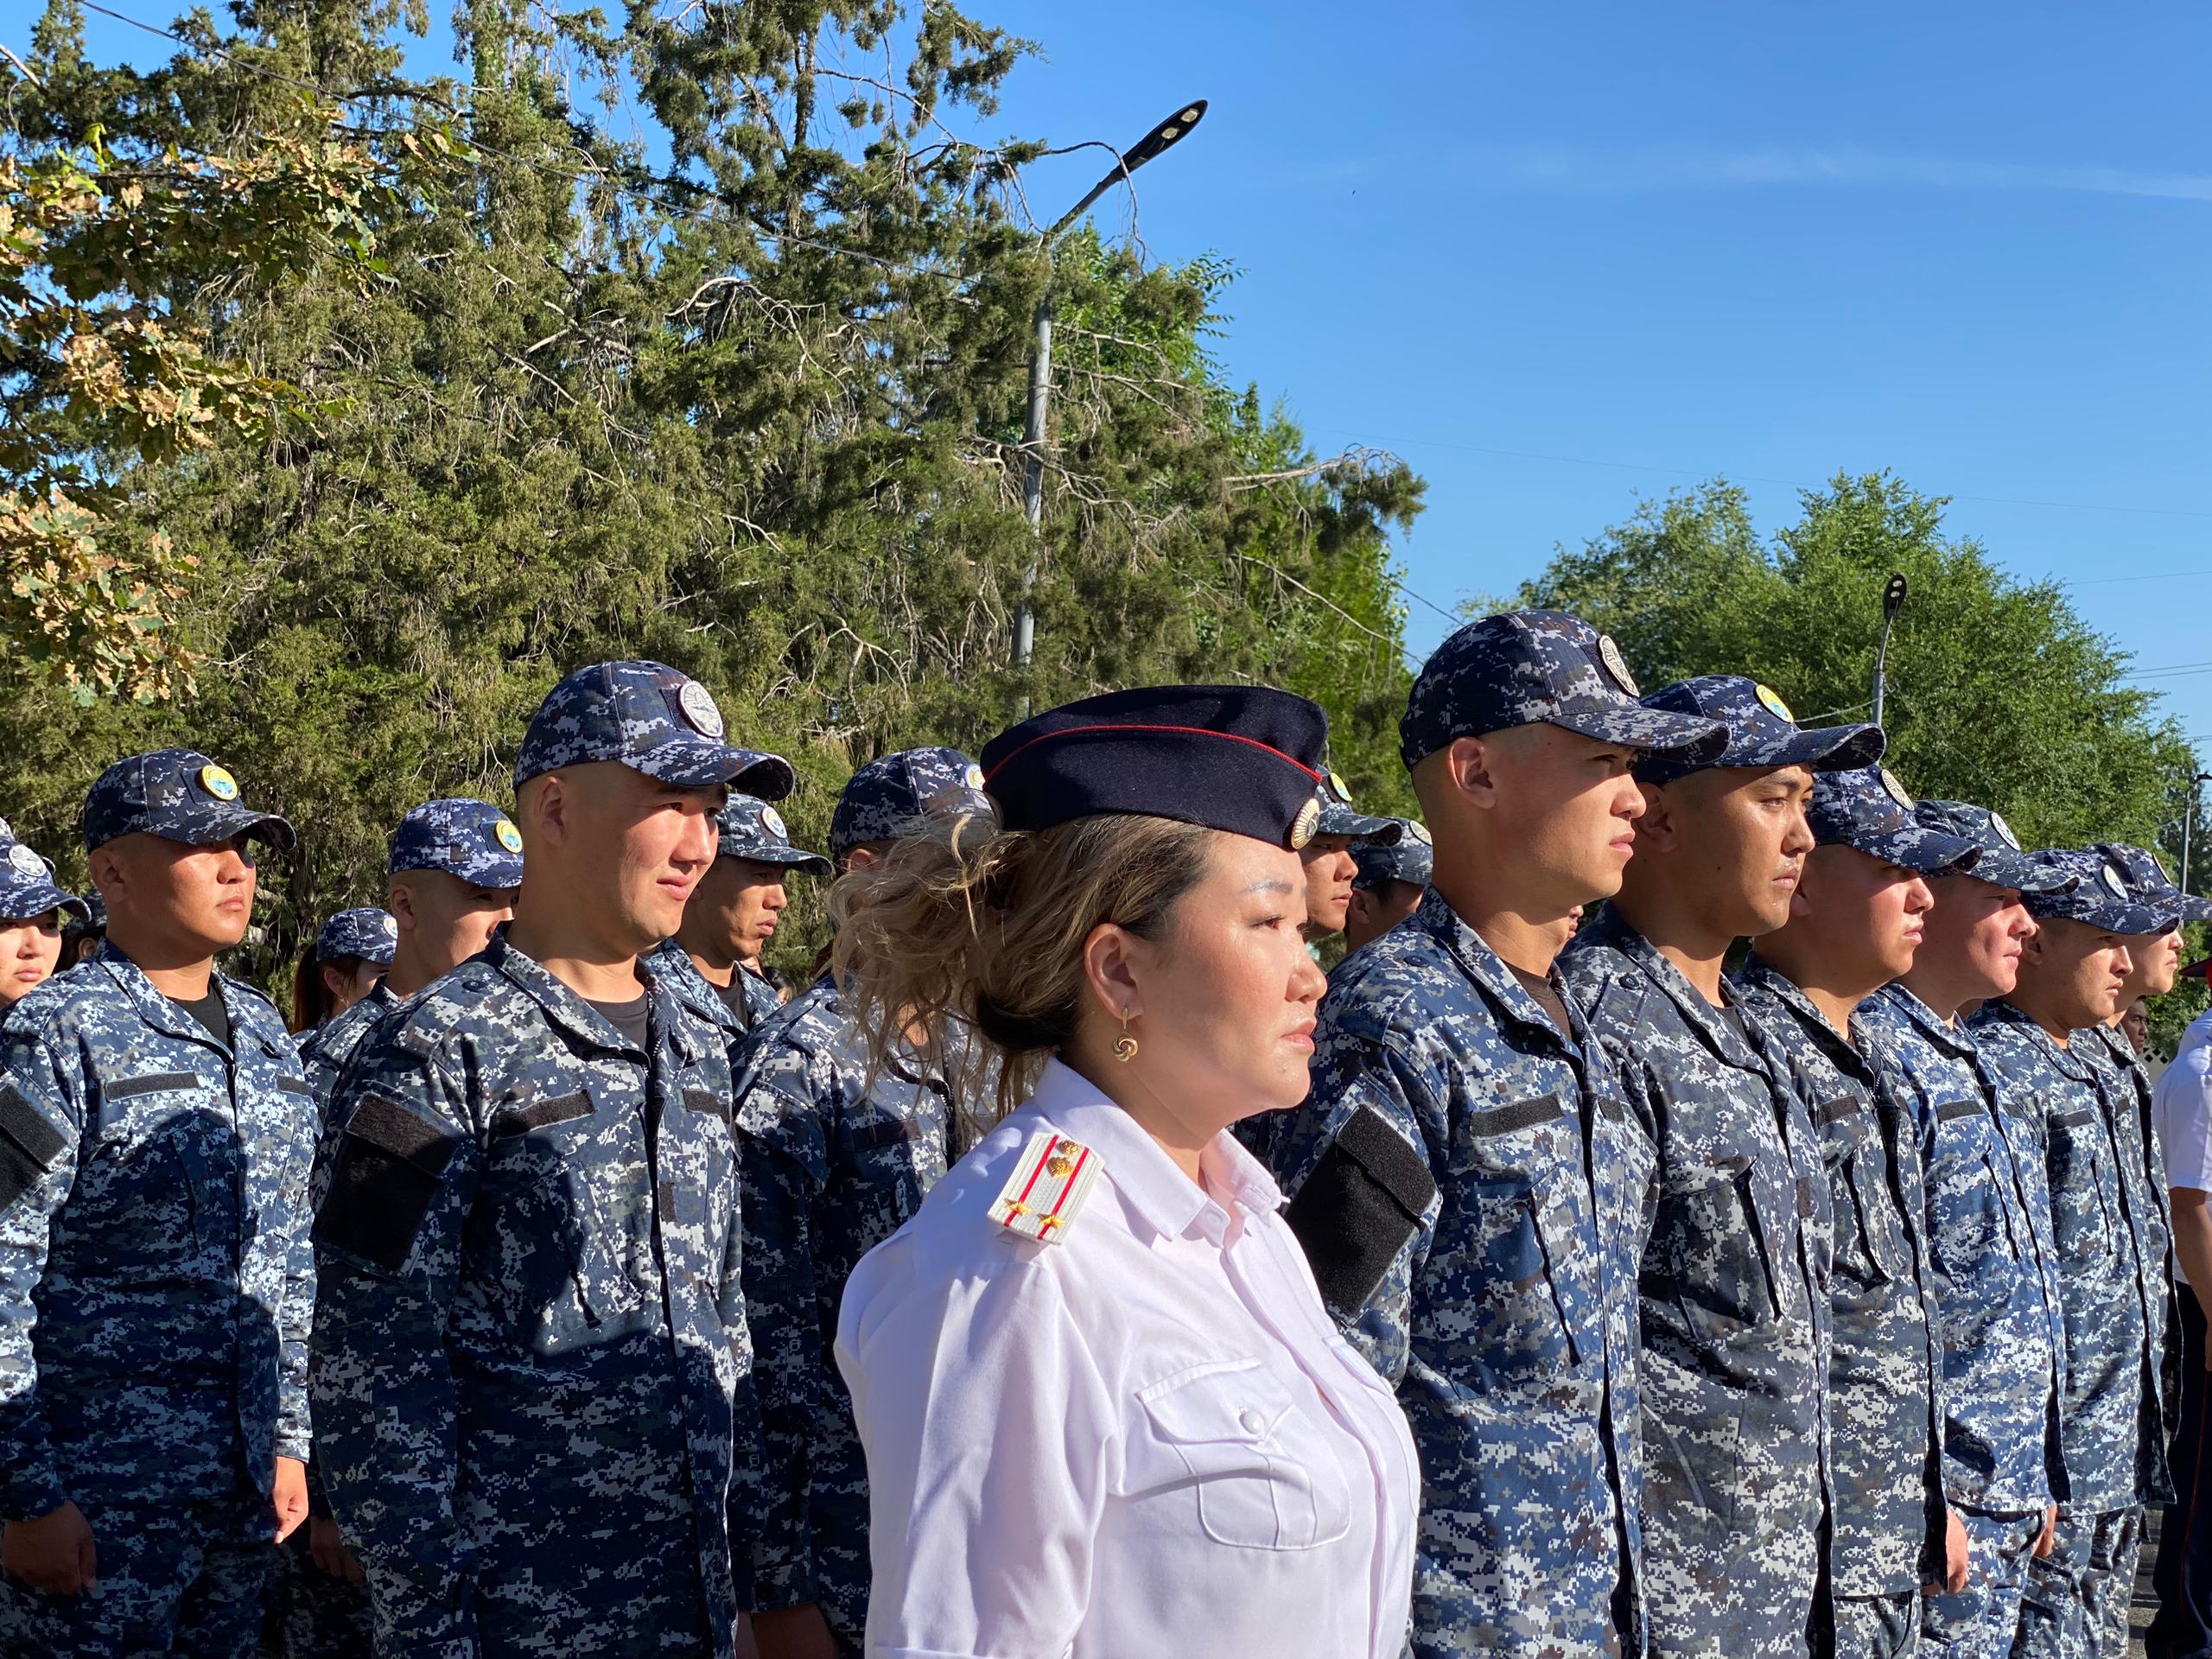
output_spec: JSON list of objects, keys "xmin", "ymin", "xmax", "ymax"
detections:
[
  {"xmin": 1872, "ymin": 573, "xmax": 1908, "ymax": 730},
  {"xmin": 2185, "ymin": 790, "xmax": 2196, "ymax": 899}
]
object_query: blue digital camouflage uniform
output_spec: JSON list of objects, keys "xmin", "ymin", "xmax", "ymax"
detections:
[
  {"xmin": 311, "ymin": 909, "xmax": 397, "ymax": 969},
  {"xmin": 1560, "ymin": 905, "xmax": 1834, "ymax": 1659},
  {"xmin": 296, "ymin": 981, "xmax": 400, "ymax": 1134},
  {"xmin": 702, "ymin": 794, "xmax": 829, "ymax": 1033},
  {"xmin": 1733, "ymin": 956, "xmax": 1946, "ymax": 1650},
  {"xmin": 1350, "ymin": 817, "xmax": 1434, "ymax": 896},
  {"xmin": 310, "ymin": 931, "xmax": 758, "ymax": 1658},
  {"xmin": 1268, "ymin": 889, "xmax": 1651, "ymax": 1659},
  {"xmin": 0, "ymin": 942, "xmax": 315, "ymax": 1656}
]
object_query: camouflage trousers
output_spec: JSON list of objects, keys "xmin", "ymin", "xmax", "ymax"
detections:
[
  {"xmin": 0, "ymin": 1489, "xmax": 275, "ymax": 1658},
  {"xmin": 1918, "ymin": 1508, "xmax": 2043, "ymax": 1659},
  {"xmin": 2018, "ymin": 1507, "xmax": 2143, "ymax": 1659},
  {"xmin": 1835, "ymin": 1590, "xmax": 1920, "ymax": 1659},
  {"xmin": 262, "ymin": 1522, "xmax": 372, "ymax": 1658}
]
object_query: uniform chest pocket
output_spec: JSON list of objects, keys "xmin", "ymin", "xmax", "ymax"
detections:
[
  {"xmin": 845, "ymin": 1109, "xmax": 947, "ymax": 1227},
  {"xmin": 1814, "ymin": 1099, "xmax": 1909, "ymax": 1290},
  {"xmin": 1929, "ymin": 1105, "xmax": 2020, "ymax": 1281},
  {"xmin": 485, "ymin": 1089, "xmax": 652, "ymax": 1345},
  {"xmin": 1661, "ymin": 1160, "xmax": 1783, "ymax": 1339},
  {"xmin": 2044, "ymin": 1108, "xmax": 2114, "ymax": 1261},
  {"xmin": 84, "ymin": 1071, "xmax": 226, "ymax": 1262},
  {"xmin": 1132, "ymin": 1358, "xmax": 1352, "ymax": 1551}
]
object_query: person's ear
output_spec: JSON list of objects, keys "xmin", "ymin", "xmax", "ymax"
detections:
[
  {"xmin": 527, "ymin": 774, "xmax": 569, "ymax": 849},
  {"xmin": 1445, "ymin": 735, "xmax": 1502, "ymax": 809},
  {"xmin": 1080, "ymin": 920, "xmax": 1145, "ymax": 1027},
  {"xmin": 386, "ymin": 878, "xmax": 416, "ymax": 934},
  {"xmin": 1630, "ymin": 781, "xmax": 1679, "ymax": 853},
  {"xmin": 1346, "ymin": 889, "xmax": 1374, "ymax": 927},
  {"xmin": 845, "ymin": 845, "xmax": 881, "ymax": 873},
  {"xmin": 320, "ymin": 962, "xmax": 352, "ymax": 1002},
  {"xmin": 87, "ymin": 844, "xmax": 124, "ymax": 905}
]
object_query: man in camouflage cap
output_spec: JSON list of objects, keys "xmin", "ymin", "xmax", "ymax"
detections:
[
  {"xmin": 652, "ymin": 796, "xmax": 830, "ymax": 1040},
  {"xmin": 1560, "ymin": 673, "xmax": 1887, "ymax": 1659},
  {"xmin": 1732, "ymin": 766, "xmax": 1978, "ymax": 1656},
  {"xmin": 1344, "ymin": 817, "xmax": 1433, "ymax": 953},
  {"xmin": 734, "ymin": 749, "xmax": 995, "ymax": 1659},
  {"xmin": 310, "ymin": 662, "xmax": 788, "ymax": 1657},
  {"xmin": 1269, "ymin": 610, "xmax": 1722, "ymax": 1658},
  {"xmin": 1857, "ymin": 799, "xmax": 2071, "ymax": 1659},
  {"xmin": 1971, "ymin": 849, "xmax": 2172, "ymax": 1659},
  {"xmin": 1299, "ymin": 771, "xmax": 1403, "ymax": 943},
  {"xmin": 0, "ymin": 748, "xmax": 311, "ymax": 1656}
]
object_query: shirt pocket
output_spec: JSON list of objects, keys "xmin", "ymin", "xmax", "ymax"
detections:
[
  {"xmin": 2044, "ymin": 1105, "xmax": 2115, "ymax": 1262},
  {"xmin": 81, "ymin": 1070, "xmax": 220, "ymax": 1266},
  {"xmin": 1928, "ymin": 1103, "xmax": 2020, "ymax": 1285},
  {"xmin": 1132, "ymin": 1357, "xmax": 1353, "ymax": 1551},
  {"xmin": 1661, "ymin": 1157, "xmax": 1783, "ymax": 1344},
  {"xmin": 1435, "ymin": 1093, "xmax": 1586, "ymax": 1387},
  {"xmin": 484, "ymin": 1088, "xmax": 651, "ymax": 1350}
]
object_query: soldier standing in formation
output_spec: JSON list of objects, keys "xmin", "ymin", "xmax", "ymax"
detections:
[
  {"xmin": 1296, "ymin": 772, "xmax": 1403, "ymax": 944},
  {"xmin": 0, "ymin": 823, "xmax": 86, "ymax": 1011},
  {"xmin": 657, "ymin": 796, "xmax": 829, "ymax": 1038},
  {"xmin": 289, "ymin": 910, "xmax": 396, "ymax": 1044},
  {"xmin": 1342, "ymin": 816, "xmax": 1433, "ymax": 954}
]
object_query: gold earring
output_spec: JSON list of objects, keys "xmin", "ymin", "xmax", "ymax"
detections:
[{"xmin": 1112, "ymin": 1007, "xmax": 1139, "ymax": 1063}]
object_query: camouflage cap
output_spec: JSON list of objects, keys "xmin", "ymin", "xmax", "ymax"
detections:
[
  {"xmin": 0, "ymin": 836, "xmax": 89, "ymax": 926},
  {"xmin": 387, "ymin": 798, "xmax": 526, "ymax": 888},
  {"xmin": 2093, "ymin": 841, "xmax": 2209, "ymax": 927},
  {"xmin": 1351, "ymin": 817, "xmax": 1435, "ymax": 891},
  {"xmin": 512, "ymin": 661, "xmax": 794, "ymax": 799},
  {"xmin": 315, "ymin": 906, "xmax": 397, "ymax": 967},
  {"xmin": 1911, "ymin": 800, "xmax": 2075, "ymax": 894},
  {"xmin": 718, "ymin": 796, "xmax": 832, "ymax": 879},
  {"xmin": 831, "ymin": 747, "xmax": 994, "ymax": 862},
  {"xmin": 1806, "ymin": 767, "xmax": 1979, "ymax": 874},
  {"xmin": 1311, "ymin": 772, "xmax": 1402, "ymax": 845},
  {"xmin": 2019, "ymin": 849, "xmax": 2172, "ymax": 934},
  {"xmin": 81, "ymin": 748, "xmax": 296, "ymax": 855},
  {"xmin": 1401, "ymin": 610, "xmax": 1726, "ymax": 770},
  {"xmin": 1635, "ymin": 676, "xmax": 1885, "ymax": 787},
  {"xmin": 70, "ymin": 887, "xmax": 106, "ymax": 932}
]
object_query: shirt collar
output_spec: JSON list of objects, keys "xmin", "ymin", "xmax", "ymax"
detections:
[
  {"xmin": 1027, "ymin": 1058, "xmax": 1282, "ymax": 1243},
  {"xmin": 1578, "ymin": 902, "xmax": 1764, "ymax": 1070},
  {"xmin": 1409, "ymin": 887, "xmax": 1588, "ymax": 1049}
]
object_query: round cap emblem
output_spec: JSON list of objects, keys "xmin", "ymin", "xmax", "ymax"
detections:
[
  {"xmin": 198, "ymin": 764, "xmax": 239, "ymax": 802},
  {"xmin": 676, "ymin": 679, "xmax": 725, "ymax": 739},
  {"xmin": 380, "ymin": 912, "xmax": 399, "ymax": 937},
  {"xmin": 1753, "ymin": 683, "xmax": 1795, "ymax": 723},
  {"xmin": 1988, "ymin": 811, "xmax": 2020, "ymax": 851},
  {"xmin": 1879, "ymin": 768, "xmax": 1915, "ymax": 810},
  {"xmin": 762, "ymin": 805, "xmax": 788, "ymax": 841},
  {"xmin": 6, "ymin": 844, "xmax": 43, "ymax": 876},
  {"xmin": 1290, "ymin": 798, "xmax": 1321, "ymax": 851},
  {"xmin": 2101, "ymin": 863, "xmax": 2130, "ymax": 902},
  {"xmin": 493, "ymin": 818, "xmax": 524, "ymax": 855},
  {"xmin": 963, "ymin": 762, "xmax": 987, "ymax": 792},
  {"xmin": 1408, "ymin": 820, "xmax": 1433, "ymax": 845},
  {"xmin": 1327, "ymin": 770, "xmax": 1353, "ymax": 804},
  {"xmin": 1597, "ymin": 634, "xmax": 1638, "ymax": 696}
]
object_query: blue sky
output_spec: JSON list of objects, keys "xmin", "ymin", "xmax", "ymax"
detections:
[{"xmin": 58, "ymin": 2, "xmax": 2212, "ymax": 749}]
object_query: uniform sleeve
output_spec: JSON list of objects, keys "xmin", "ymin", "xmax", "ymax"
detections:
[
  {"xmin": 719, "ymin": 1125, "xmax": 765, "ymax": 1613},
  {"xmin": 270, "ymin": 1037, "xmax": 318, "ymax": 1467},
  {"xmin": 308, "ymin": 1036, "xmax": 484, "ymax": 1649},
  {"xmin": 0, "ymin": 1030, "xmax": 84, "ymax": 1522},
  {"xmin": 733, "ymin": 1039, "xmax": 833, "ymax": 1609},
  {"xmin": 834, "ymin": 1242, "xmax": 1114, "ymax": 1659}
]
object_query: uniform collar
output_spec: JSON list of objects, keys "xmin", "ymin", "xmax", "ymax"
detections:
[
  {"xmin": 1027, "ymin": 1058, "xmax": 1282, "ymax": 1244},
  {"xmin": 1578, "ymin": 902, "xmax": 1765, "ymax": 1071},
  {"xmin": 1978, "ymin": 997, "xmax": 2098, "ymax": 1083},
  {"xmin": 644, "ymin": 938, "xmax": 743, "ymax": 1037},
  {"xmin": 1735, "ymin": 952, "xmax": 1878, "ymax": 1084},
  {"xmin": 483, "ymin": 926, "xmax": 699, "ymax": 1064},
  {"xmin": 1871, "ymin": 982, "xmax": 1974, "ymax": 1058},
  {"xmin": 92, "ymin": 939, "xmax": 236, "ymax": 1053},
  {"xmin": 1407, "ymin": 887, "xmax": 1588, "ymax": 1049}
]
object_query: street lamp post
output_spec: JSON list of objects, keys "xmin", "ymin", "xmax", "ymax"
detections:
[
  {"xmin": 1010, "ymin": 100, "xmax": 1208, "ymax": 699},
  {"xmin": 1871, "ymin": 573, "xmax": 1909, "ymax": 729},
  {"xmin": 2183, "ymin": 771, "xmax": 2212, "ymax": 896}
]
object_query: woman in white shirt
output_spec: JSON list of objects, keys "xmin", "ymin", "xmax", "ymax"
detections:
[{"xmin": 831, "ymin": 684, "xmax": 1419, "ymax": 1659}]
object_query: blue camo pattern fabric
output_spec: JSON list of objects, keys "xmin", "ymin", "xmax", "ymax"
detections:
[
  {"xmin": 0, "ymin": 832, "xmax": 87, "ymax": 925},
  {"xmin": 1968, "ymin": 1000, "xmax": 2159, "ymax": 1515},
  {"xmin": 308, "ymin": 931, "xmax": 758, "ymax": 1656},
  {"xmin": 1351, "ymin": 819, "xmax": 1433, "ymax": 893},
  {"xmin": 648, "ymin": 938, "xmax": 780, "ymax": 1035},
  {"xmin": 826, "ymin": 747, "xmax": 992, "ymax": 861},
  {"xmin": 1732, "ymin": 957, "xmax": 1946, "ymax": 1599},
  {"xmin": 1858, "ymin": 983, "xmax": 2065, "ymax": 1517},
  {"xmin": 312, "ymin": 908, "xmax": 396, "ymax": 967},
  {"xmin": 0, "ymin": 942, "xmax": 315, "ymax": 1645},
  {"xmin": 1266, "ymin": 888, "xmax": 1648, "ymax": 1658},
  {"xmin": 1557, "ymin": 904, "xmax": 1833, "ymax": 1659},
  {"xmin": 385, "ymin": 797, "xmax": 526, "ymax": 887},
  {"xmin": 512, "ymin": 659, "xmax": 795, "ymax": 799},
  {"xmin": 295, "ymin": 981, "xmax": 401, "ymax": 1133},
  {"xmin": 731, "ymin": 973, "xmax": 976, "ymax": 1652},
  {"xmin": 79, "ymin": 746, "xmax": 295, "ymax": 853}
]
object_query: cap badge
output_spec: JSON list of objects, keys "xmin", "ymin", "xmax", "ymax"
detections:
[
  {"xmin": 1596, "ymin": 634, "xmax": 1638, "ymax": 696},
  {"xmin": 1408, "ymin": 820, "xmax": 1433, "ymax": 845},
  {"xmin": 963, "ymin": 762, "xmax": 987, "ymax": 791},
  {"xmin": 1753, "ymin": 683, "xmax": 1795, "ymax": 723},
  {"xmin": 198, "ymin": 764, "xmax": 240, "ymax": 802},
  {"xmin": 493, "ymin": 818, "xmax": 524, "ymax": 855},
  {"xmin": 1988, "ymin": 811, "xmax": 2020, "ymax": 851},
  {"xmin": 1289, "ymin": 797, "xmax": 1321, "ymax": 851},
  {"xmin": 2101, "ymin": 863, "xmax": 2130, "ymax": 902},
  {"xmin": 1878, "ymin": 768, "xmax": 1915, "ymax": 810},
  {"xmin": 988, "ymin": 1130, "xmax": 1101, "ymax": 1245},
  {"xmin": 380, "ymin": 913, "xmax": 399, "ymax": 937},
  {"xmin": 1327, "ymin": 770, "xmax": 1352, "ymax": 804},
  {"xmin": 762, "ymin": 805, "xmax": 788, "ymax": 840},
  {"xmin": 676, "ymin": 679, "xmax": 725, "ymax": 740},
  {"xmin": 6, "ymin": 844, "xmax": 43, "ymax": 876}
]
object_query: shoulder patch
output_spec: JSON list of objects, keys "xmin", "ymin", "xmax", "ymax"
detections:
[{"xmin": 988, "ymin": 1130, "xmax": 1101, "ymax": 1244}]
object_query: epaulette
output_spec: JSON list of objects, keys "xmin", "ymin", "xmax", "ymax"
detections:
[{"xmin": 988, "ymin": 1129, "xmax": 1100, "ymax": 1245}]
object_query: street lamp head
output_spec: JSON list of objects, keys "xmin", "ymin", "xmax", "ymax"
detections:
[
  {"xmin": 1122, "ymin": 99, "xmax": 1209, "ymax": 169},
  {"xmin": 1882, "ymin": 573, "xmax": 1909, "ymax": 620}
]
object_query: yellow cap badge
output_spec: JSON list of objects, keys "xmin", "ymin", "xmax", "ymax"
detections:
[
  {"xmin": 1753, "ymin": 683, "xmax": 1794, "ymax": 722},
  {"xmin": 493, "ymin": 818, "xmax": 524, "ymax": 855},
  {"xmin": 762, "ymin": 805, "xmax": 788, "ymax": 840},
  {"xmin": 1408, "ymin": 820, "xmax": 1433, "ymax": 845},
  {"xmin": 1290, "ymin": 797, "xmax": 1321, "ymax": 851},
  {"xmin": 964, "ymin": 762, "xmax": 987, "ymax": 791},
  {"xmin": 198, "ymin": 764, "xmax": 239, "ymax": 802},
  {"xmin": 1327, "ymin": 770, "xmax": 1353, "ymax": 804}
]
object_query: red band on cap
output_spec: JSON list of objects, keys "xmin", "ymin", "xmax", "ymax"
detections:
[{"xmin": 982, "ymin": 722, "xmax": 1326, "ymax": 788}]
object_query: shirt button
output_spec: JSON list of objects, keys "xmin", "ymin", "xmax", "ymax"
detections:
[{"xmin": 1238, "ymin": 1409, "xmax": 1266, "ymax": 1436}]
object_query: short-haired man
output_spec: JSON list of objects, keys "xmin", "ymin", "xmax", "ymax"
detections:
[
  {"xmin": 1343, "ymin": 817, "xmax": 1433, "ymax": 954},
  {"xmin": 1560, "ymin": 673, "xmax": 1885, "ymax": 1659},
  {"xmin": 0, "ymin": 750, "xmax": 311, "ymax": 1656},
  {"xmin": 1857, "ymin": 800, "xmax": 2071, "ymax": 1659},
  {"xmin": 311, "ymin": 662, "xmax": 790, "ymax": 1658},
  {"xmin": 1732, "ymin": 766, "xmax": 1977, "ymax": 1656},
  {"xmin": 1298, "ymin": 772, "xmax": 1402, "ymax": 943},
  {"xmin": 1972, "ymin": 850, "xmax": 2172, "ymax": 1659},
  {"xmin": 1269, "ymin": 611, "xmax": 1724, "ymax": 1657},
  {"xmin": 655, "ymin": 797, "xmax": 830, "ymax": 1038}
]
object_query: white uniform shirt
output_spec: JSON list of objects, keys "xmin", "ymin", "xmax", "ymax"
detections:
[
  {"xmin": 2156, "ymin": 1008, "xmax": 2212, "ymax": 1287},
  {"xmin": 836, "ymin": 1058, "xmax": 1419, "ymax": 1659}
]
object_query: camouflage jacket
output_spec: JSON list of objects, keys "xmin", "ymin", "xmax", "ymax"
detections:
[
  {"xmin": 0, "ymin": 942, "xmax": 315, "ymax": 1520},
  {"xmin": 1858, "ymin": 984, "xmax": 2065, "ymax": 1515},
  {"xmin": 646, "ymin": 939, "xmax": 777, "ymax": 1038},
  {"xmin": 1970, "ymin": 1001, "xmax": 2162, "ymax": 1511},
  {"xmin": 308, "ymin": 931, "xmax": 754, "ymax": 1654},
  {"xmin": 296, "ymin": 979, "xmax": 400, "ymax": 1121},
  {"xmin": 1558, "ymin": 906, "xmax": 1830, "ymax": 1659},
  {"xmin": 1733, "ymin": 957, "xmax": 1944, "ymax": 1596},
  {"xmin": 1268, "ymin": 888, "xmax": 1647, "ymax": 1658},
  {"xmin": 730, "ymin": 974, "xmax": 959, "ymax": 1624}
]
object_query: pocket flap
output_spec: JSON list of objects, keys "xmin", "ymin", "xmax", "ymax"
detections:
[
  {"xmin": 491, "ymin": 1090, "xmax": 593, "ymax": 1137},
  {"xmin": 1136, "ymin": 1358, "xmax": 1292, "ymax": 1446},
  {"xmin": 1936, "ymin": 1098, "xmax": 1985, "ymax": 1123},
  {"xmin": 105, "ymin": 1071, "xmax": 203, "ymax": 1101},
  {"xmin": 1466, "ymin": 1094, "xmax": 1567, "ymax": 1139}
]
